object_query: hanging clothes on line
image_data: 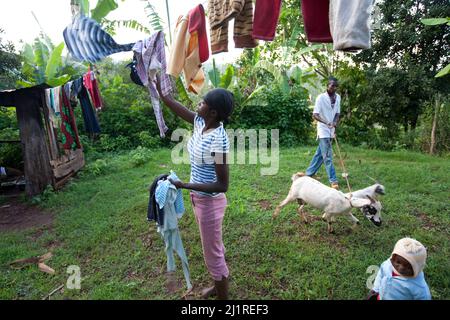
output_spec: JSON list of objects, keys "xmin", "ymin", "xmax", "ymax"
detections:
[
  {"xmin": 329, "ymin": 0, "xmax": 372, "ymax": 51},
  {"xmin": 60, "ymin": 84, "xmax": 82, "ymax": 150},
  {"xmin": 133, "ymin": 31, "xmax": 175, "ymax": 138},
  {"xmin": 125, "ymin": 56, "xmax": 145, "ymax": 87},
  {"xmin": 188, "ymin": 4, "xmax": 209, "ymax": 63},
  {"xmin": 301, "ymin": 0, "xmax": 333, "ymax": 43},
  {"xmin": 83, "ymin": 70, "xmax": 103, "ymax": 110},
  {"xmin": 72, "ymin": 77, "xmax": 101, "ymax": 134},
  {"xmin": 252, "ymin": 0, "xmax": 282, "ymax": 41},
  {"xmin": 44, "ymin": 88, "xmax": 61, "ymax": 129},
  {"xmin": 167, "ymin": 6, "xmax": 206, "ymax": 94},
  {"xmin": 63, "ymin": 15, "xmax": 134, "ymax": 63},
  {"xmin": 43, "ymin": 88, "xmax": 60, "ymax": 160},
  {"xmin": 208, "ymin": 0, "xmax": 258, "ymax": 54}
]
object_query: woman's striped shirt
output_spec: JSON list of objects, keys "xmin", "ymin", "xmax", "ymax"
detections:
[{"xmin": 187, "ymin": 115, "xmax": 230, "ymax": 197}]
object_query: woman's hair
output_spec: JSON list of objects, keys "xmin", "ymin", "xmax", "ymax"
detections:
[{"xmin": 203, "ymin": 88, "xmax": 234, "ymax": 124}]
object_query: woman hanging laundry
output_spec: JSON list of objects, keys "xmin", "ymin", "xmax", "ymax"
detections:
[{"xmin": 155, "ymin": 79, "xmax": 234, "ymax": 300}]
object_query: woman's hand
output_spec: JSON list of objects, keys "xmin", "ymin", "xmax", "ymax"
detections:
[
  {"xmin": 154, "ymin": 78, "xmax": 195, "ymax": 124},
  {"xmin": 169, "ymin": 178, "xmax": 185, "ymax": 189}
]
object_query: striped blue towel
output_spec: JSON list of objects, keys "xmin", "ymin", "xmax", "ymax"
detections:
[{"xmin": 63, "ymin": 15, "xmax": 134, "ymax": 63}]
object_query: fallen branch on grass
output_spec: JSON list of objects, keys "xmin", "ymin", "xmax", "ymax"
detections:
[
  {"xmin": 9, "ymin": 252, "xmax": 55, "ymax": 274},
  {"xmin": 42, "ymin": 284, "xmax": 65, "ymax": 300}
]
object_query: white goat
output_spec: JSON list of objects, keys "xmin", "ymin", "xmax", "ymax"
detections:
[{"xmin": 273, "ymin": 173, "xmax": 376, "ymax": 233}]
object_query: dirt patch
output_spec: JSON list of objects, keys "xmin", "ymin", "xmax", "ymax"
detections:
[
  {"xmin": 0, "ymin": 200, "xmax": 54, "ymax": 232},
  {"xmin": 417, "ymin": 212, "xmax": 436, "ymax": 230},
  {"xmin": 257, "ymin": 200, "xmax": 273, "ymax": 211}
]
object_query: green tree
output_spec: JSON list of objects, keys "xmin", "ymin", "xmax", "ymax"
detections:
[
  {"xmin": 353, "ymin": 0, "xmax": 450, "ymax": 133},
  {"xmin": 0, "ymin": 28, "xmax": 21, "ymax": 90},
  {"xmin": 357, "ymin": 0, "xmax": 450, "ymax": 75}
]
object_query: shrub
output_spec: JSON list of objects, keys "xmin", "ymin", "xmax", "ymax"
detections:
[
  {"xmin": 137, "ymin": 131, "xmax": 161, "ymax": 149},
  {"xmin": 128, "ymin": 146, "xmax": 152, "ymax": 167},
  {"xmin": 0, "ymin": 108, "xmax": 22, "ymax": 168},
  {"xmin": 97, "ymin": 134, "xmax": 132, "ymax": 152},
  {"xmin": 231, "ymin": 85, "xmax": 313, "ymax": 146},
  {"xmin": 84, "ymin": 159, "xmax": 109, "ymax": 176}
]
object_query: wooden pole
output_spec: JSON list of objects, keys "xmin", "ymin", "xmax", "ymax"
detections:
[
  {"xmin": 165, "ymin": 0, "xmax": 172, "ymax": 44},
  {"xmin": 14, "ymin": 87, "xmax": 53, "ymax": 196},
  {"xmin": 429, "ymin": 96, "xmax": 440, "ymax": 155}
]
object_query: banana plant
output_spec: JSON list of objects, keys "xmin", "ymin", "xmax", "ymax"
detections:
[
  {"xmin": 208, "ymin": 60, "xmax": 235, "ymax": 89},
  {"xmin": 254, "ymin": 60, "xmax": 290, "ymax": 95},
  {"xmin": 17, "ymin": 37, "xmax": 77, "ymax": 88}
]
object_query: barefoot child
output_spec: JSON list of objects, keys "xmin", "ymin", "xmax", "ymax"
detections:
[{"xmin": 156, "ymin": 81, "xmax": 233, "ymax": 300}]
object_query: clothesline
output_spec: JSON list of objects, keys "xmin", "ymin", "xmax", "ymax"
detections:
[
  {"xmin": 61, "ymin": 1, "xmax": 373, "ymax": 141},
  {"xmin": 43, "ymin": 70, "xmax": 102, "ymax": 159}
]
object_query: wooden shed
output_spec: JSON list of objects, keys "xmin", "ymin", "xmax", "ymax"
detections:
[{"xmin": 0, "ymin": 84, "xmax": 84, "ymax": 197}]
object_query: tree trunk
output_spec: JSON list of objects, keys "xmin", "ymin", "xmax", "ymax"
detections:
[{"xmin": 429, "ymin": 96, "xmax": 440, "ymax": 155}]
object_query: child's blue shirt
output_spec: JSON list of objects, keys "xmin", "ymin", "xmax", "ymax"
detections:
[{"xmin": 373, "ymin": 259, "xmax": 431, "ymax": 300}]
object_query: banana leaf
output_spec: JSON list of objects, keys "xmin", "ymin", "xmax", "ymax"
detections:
[
  {"xmin": 45, "ymin": 42, "xmax": 65, "ymax": 82},
  {"xmin": 435, "ymin": 63, "xmax": 450, "ymax": 78},
  {"xmin": 91, "ymin": 0, "xmax": 118, "ymax": 22},
  {"xmin": 46, "ymin": 74, "xmax": 71, "ymax": 87},
  {"xmin": 219, "ymin": 65, "xmax": 235, "ymax": 89}
]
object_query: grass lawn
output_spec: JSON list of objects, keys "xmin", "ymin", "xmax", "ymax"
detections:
[{"xmin": 1, "ymin": 146, "xmax": 449, "ymax": 300}]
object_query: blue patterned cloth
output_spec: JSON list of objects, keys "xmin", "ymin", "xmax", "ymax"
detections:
[
  {"xmin": 155, "ymin": 171, "xmax": 185, "ymax": 217},
  {"xmin": 154, "ymin": 170, "xmax": 191, "ymax": 290},
  {"xmin": 63, "ymin": 16, "xmax": 134, "ymax": 63}
]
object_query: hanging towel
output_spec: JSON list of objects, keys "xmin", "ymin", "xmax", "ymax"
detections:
[
  {"xmin": 63, "ymin": 16, "xmax": 134, "ymax": 63},
  {"xmin": 83, "ymin": 71, "xmax": 103, "ymax": 110},
  {"xmin": 329, "ymin": 0, "xmax": 373, "ymax": 51},
  {"xmin": 155, "ymin": 171, "xmax": 192, "ymax": 290},
  {"xmin": 60, "ymin": 85, "xmax": 82, "ymax": 150},
  {"xmin": 301, "ymin": 0, "xmax": 333, "ymax": 43},
  {"xmin": 155, "ymin": 171, "xmax": 185, "ymax": 216},
  {"xmin": 44, "ymin": 88, "xmax": 60, "ymax": 128},
  {"xmin": 252, "ymin": 0, "xmax": 282, "ymax": 41},
  {"xmin": 208, "ymin": 0, "xmax": 258, "ymax": 54},
  {"xmin": 52, "ymin": 87, "xmax": 62, "ymax": 115},
  {"xmin": 167, "ymin": 15, "xmax": 205, "ymax": 94},
  {"xmin": 133, "ymin": 31, "xmax": 174, "ymax": 137},
  {"xmin": 189, "ymin": 4, "xmax": 209, "ymax": 63}
]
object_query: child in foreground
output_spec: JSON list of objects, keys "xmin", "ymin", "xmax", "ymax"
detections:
[{"xmin": 368, "ymin": 237, "xmax": 431, "ymax": 300}]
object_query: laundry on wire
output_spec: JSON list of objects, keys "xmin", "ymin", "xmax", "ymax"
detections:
[{"xmin": 63, "ymin": 15, "xmax": 135, "ymax": 63}]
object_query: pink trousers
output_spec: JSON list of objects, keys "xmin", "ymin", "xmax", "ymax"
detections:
[{"xmin": 190, "ymin": 192, "xmax": 229, "ymax": 281}]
